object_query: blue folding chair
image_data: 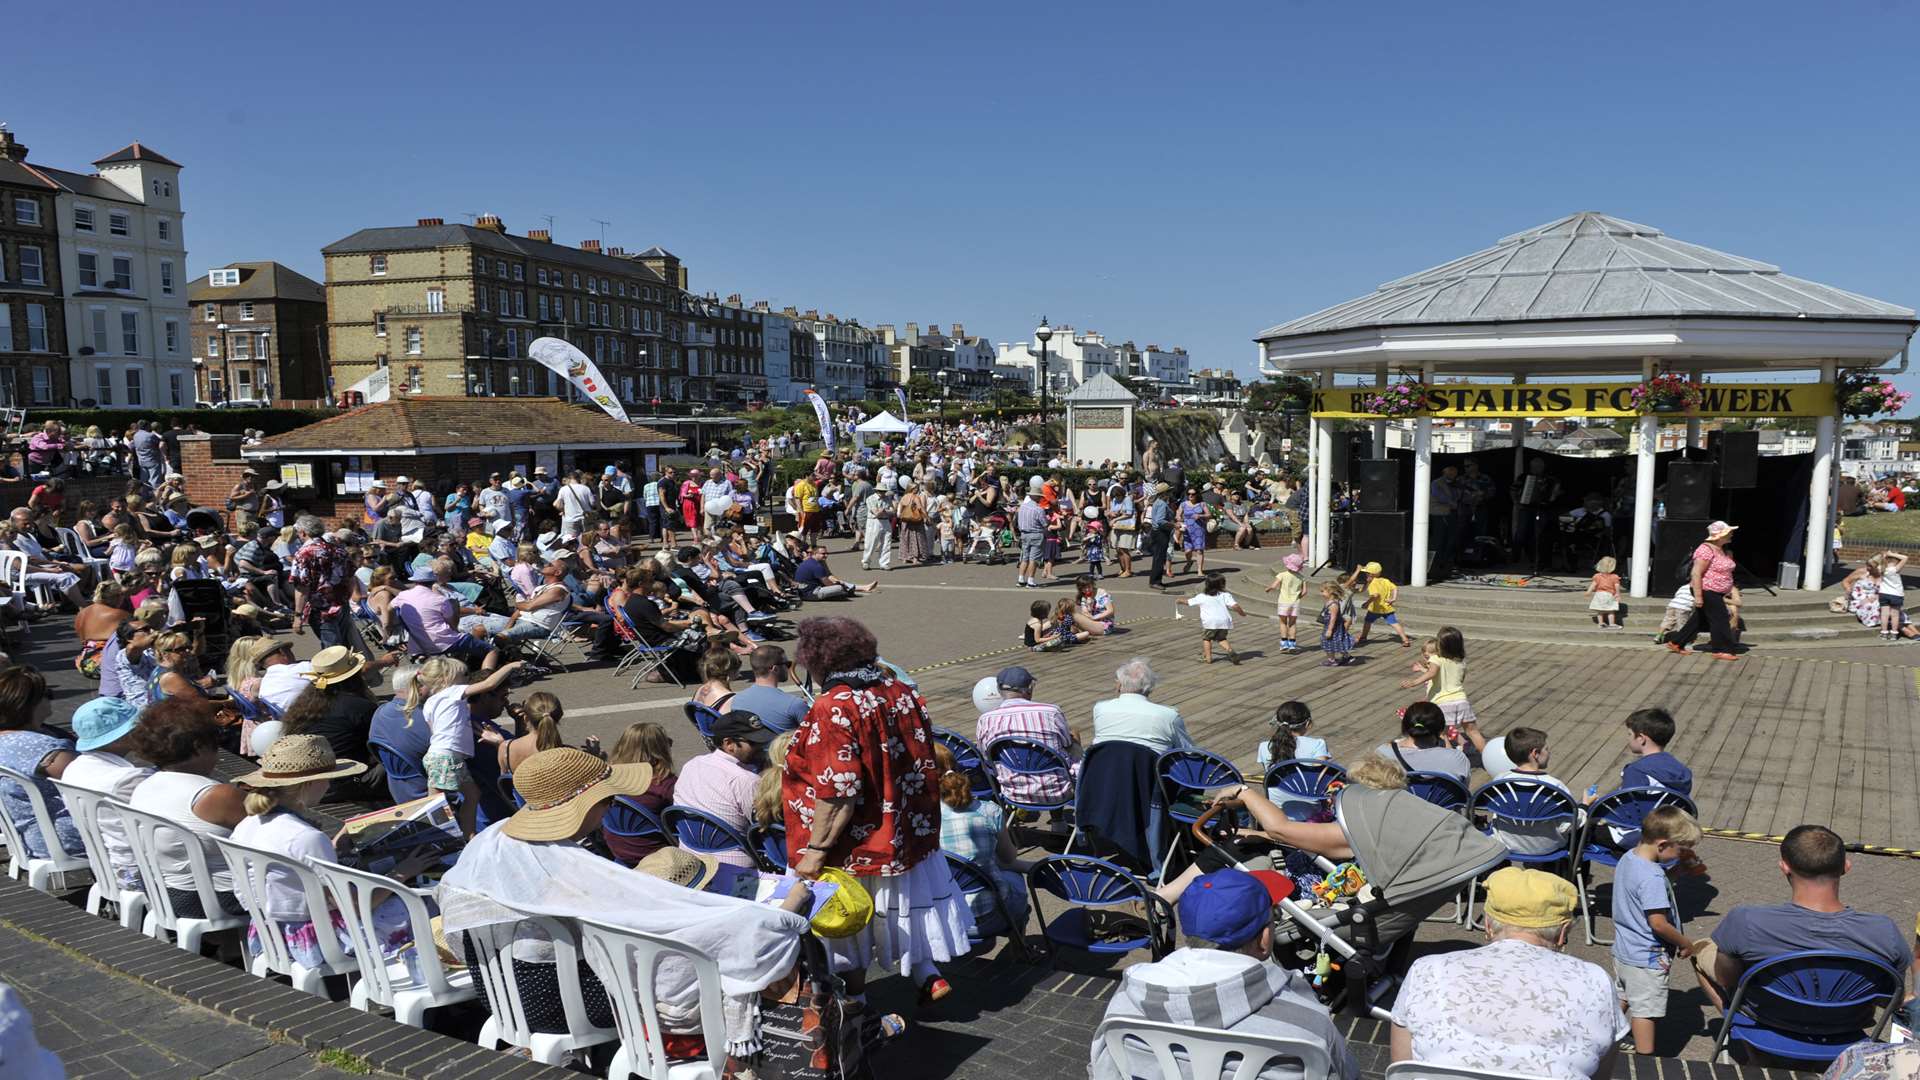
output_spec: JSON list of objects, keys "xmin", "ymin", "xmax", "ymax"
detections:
[
  {"xmin": 1157, "ymin": 748, "xmax": 1245, "ymax": 880},
  {"xmin": 750, "ymin": 822, "xmax": 789, "ymax": 872},
  {"xmin": 1262, "ymin": 758, "xmax": 1348, "ymax": 820},
  {"xmin": 661, "ymin": 805, "xmax": 755, "ymax": 865},
  {"xmin": 945, "ymin": 851, "xmax": 1034, "ymax": 960},
  {"xmin": 983, "ymin": 738, "xmax": 1076, "ymax": 815},
  {"xmin": 1572, "ymin": 786, "xmax": 1698, "ymax": 945},
  {"xmin": 1403, "ymin": 771, "xmax": 1470, "ymax": 813},
  {"xmin": 1026, "ymin": 854, "xmax": 1174, "ymax": 963},
  {"xmin": 1465, "ymin": 777, "xmax": 1581, "ymax": 926},
  {"xmin": 1712, "ymin": 950, "xmax": 1902, "ymax": 1067},
  {"xmin": 683, "ymin": 701, "xmax": 724, "ymax": 743},
  {"xmin": 933, "ymin": 727, "xmax": 996, "ymax": 804},
  {"xmin": 602, "ymin": 796, "xmax": 666, "ymax": 859},
  {"xmin": 367, "ymin": 738, "xmax": 428, "ymax": 805}
]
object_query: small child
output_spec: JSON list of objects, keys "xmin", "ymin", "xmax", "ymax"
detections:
[
  {"xmin": 1264, "ymin": 553, "xmax": 1307, "ymax": 653},
  {"xmin": 1318, "ymin": 583, "xmax": 1353, "ymax": 667},
  {"xmin": 1345, "ymin": 562, "xmax": 1412, "ymax": 648},
  {"xmin": 406, "ymin": 655, "xmax": 520, "ymax": 837},
  {"xmin": 107, "ymin": 524, "xmax": 140, "ymax": 579},
  {"xmin": 1483, "ymin": 726, "xmax": 1576, "ymax": 856},
  {"xmin": 965, "ymin": 519, "xmax": 997, "ymax": 562},
  {"xmin": 1612, "ymin": 806, "xmax": 1704, "ymax": 1055},
  {"xmin": 1587, "ymin": 556, "xmax": 1622, "ymax": 628},
  {"xmin": 1655, "ymin": 581, "xmax": 1695, "ymax": 647},
  {"xmin": 937, "ymin": 509, "xmax": 957, "ymax": 565},
  {"xmin": 1585, "ymin": 707, "xmax": 1696, "ymax": 852},
  {"xmin": 1258, "ymin": 701, "xmax": 1331, "ymax": 806},
  {"xmin": 1872, "ymin": 551, "xmax": 1909, "ymax": 640},
  {"xmin": 1082, "ymin": 517, "xmax": 1106, "ymax": 579},
  {"xmin": 1185, "ymin": 571, "xmax": 1246, "ymax": 665},
  {"xmin": 1402, "ymin": 626, "xmax": 1473, "ymax": 748},
  {"xmin": 1050, "ymin": 597, "xmax": 1089, "ymax": 648},
  {"xmin": 1024, "ymin": 599, "xmax": 1066, "ymax": 651}
]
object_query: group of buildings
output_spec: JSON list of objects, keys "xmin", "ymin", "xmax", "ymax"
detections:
[{"xmin": 0, "ymin": 125, "xmax": 1214, "ymax": 411}]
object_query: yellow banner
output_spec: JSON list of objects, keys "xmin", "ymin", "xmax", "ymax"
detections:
[{"xmin": 1310, "ymin": 382, "xmax": 1835, "ymax": 419}]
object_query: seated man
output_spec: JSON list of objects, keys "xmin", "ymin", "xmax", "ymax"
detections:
[
  {"xmin": 672, "ymin": 709, "xmax": 775, "ymax": 868},
  {"xmin": 1090, "ymin": 657, "xmax": 1195, "ymax": 755},
  {"xmin": 1392, "ymin": 868, "xmax": 1625, "ymax": 1080},
  {"xmin": 391, "ymin": 560, "xmax": 494, "ymax": 665},
  {"xmin": 231, "ymin": 524, "xmax": 290, "ymax": 610},
  {"xmin": 974, "ymin": 666, "xmax": 1078, "ymax": 806},
  {"xmin": 1693, "ymin": 824, "xmax": 1911, "ymax": 1013},
  {"xmin": 491, "ymin": 557, "xmax": 574, "ymax": 645},
  {"xmin": 793, "ymin": 543, "xmax": 876, "ymax": 600},
  {"xmin": 1091, "ymin": 868, "xmax": 1359, "ymax": 1080},
  {"xmin": 727, "ymin": 644, "xmax": 810, "ymax": 734}
]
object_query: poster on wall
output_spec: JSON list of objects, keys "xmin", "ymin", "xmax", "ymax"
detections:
[{"xmin": 535, "ymin": 449, "xmax": 559, "ymax": 476}]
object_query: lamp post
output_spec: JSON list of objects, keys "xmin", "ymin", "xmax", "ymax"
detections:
[
  {"xmin": 936, "ymin": 368, "xmax": 952, "ymax": 425},
  {"xmin": 1035, "ymin": 316, "xmax": 1053, "ymax": 428},
  {"xmin": 214, "ymin": 322, "xmax": 231, "ymax": 404}
]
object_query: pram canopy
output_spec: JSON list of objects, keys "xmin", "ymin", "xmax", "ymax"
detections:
[{"xmin": 1335, "ymin": 785, "xmax": 1508, "ymax": 903}]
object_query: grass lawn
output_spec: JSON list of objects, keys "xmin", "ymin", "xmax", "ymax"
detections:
[{"xmin": 1839, "ymin": 511, "xmax": 1920, "ymax": 548}]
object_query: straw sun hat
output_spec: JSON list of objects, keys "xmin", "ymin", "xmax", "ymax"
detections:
[
  {"xmin": 301, "ymin": 646, "xmax": 367, "ymax": 689},
  {"xmin": 235, "ymin": 734, "xmax": 367, "ymax": 788},
  {"xmin": 504, "ymin": 747, "xmax": 654, "ymax": 842}
]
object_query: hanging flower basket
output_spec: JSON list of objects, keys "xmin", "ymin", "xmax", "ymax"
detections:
[
  {"xmin": 1839, "ymin": 374, "xmax": 1911, "ymax": 418},
  {"xmin": 1630, "ymin": 374, "xmax": 1701, "ymax": 415},
  {"xmin": 1357, "ymin": 378, "xmax": 1429, "ymax": 419}
]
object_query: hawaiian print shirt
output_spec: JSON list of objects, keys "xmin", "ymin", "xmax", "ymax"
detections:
[
  {"xmin": 288, "ymin": 538, "xmax": 353, "ymax": 621},
  {"xmin": 782, "ymin": 672, "xmax": 940, "ymax": 876}
]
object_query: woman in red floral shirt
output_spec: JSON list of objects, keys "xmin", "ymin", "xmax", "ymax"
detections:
[{"xmin": 782, "ymin": 616, "xmax": 975, "ymax": 1003}]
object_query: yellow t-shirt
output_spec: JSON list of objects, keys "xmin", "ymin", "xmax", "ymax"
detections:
[
  {"xmin": 465, "ymin": 532, "xmax": 493, "ymax": 560},
  {"xmin": 1429, "ymin": 656, "xmax": 1467, "ymax": 704},
  {"xmin": 794, "ymin": 478, "xmax": 819, "ymax": 513},
  {"xmin": 1273, "ymin": 570, "xmax": 1306, "ymax": 604},
  {"xmin": 1365, "ymin": 577, "xmax": 1396, "ymax": 614}
]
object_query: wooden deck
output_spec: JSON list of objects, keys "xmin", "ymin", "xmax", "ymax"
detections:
[{"xmin": 912, "ymin": 619, "xmax": 1920, "ymax": 850}]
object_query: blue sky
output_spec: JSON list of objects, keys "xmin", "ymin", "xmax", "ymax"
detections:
[{"xmin": 12, "ymin": 1, "xmax": 1920, "ymax": 392}]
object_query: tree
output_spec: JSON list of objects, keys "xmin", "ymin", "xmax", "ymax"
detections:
[
  {"xmin": 1245, "ymin": 374, "xmax": 1313, "ymax": 414},
  {"xmin": 904, "ymin": 375, "xmax": 939, "ymax": 404}
]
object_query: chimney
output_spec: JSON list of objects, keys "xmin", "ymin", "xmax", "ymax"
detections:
[
  {"xmin": 785, "ymin": 307, "xmax": 800, "ymax": 317},
  {"xmin": 416, "ymin": 217, "xmax": 444, "ymax": 227},
  {"xmin": 905, "ymin": 322, "xmax": 918, "ymax": 342},
  {"xmin": 804, "ymin": 309, "xmax": 819, "ymax": 320},
  {"xmin": 726, "ymin": 293, "xmax": 742, "ymax": 305},
  {"xmin": 606, "ymin": 246, "xmax": 624, "ymax": 257},
  {"xmin": 474, "ymin": 214, "xmax": 505, "ymax": 233},
  {"xmin": 580, "ymin": 239, "xmax": 600, "ymax": 252},
  {"xmin": 951, "ymin": 323, "xmax": 964, "ymax": 339},
  {"xmin": 0, "ymin": 129, "xmax": 26, "ymax": 162},
  {"xmin": 527, "ymin": 229, "xmax": 551, "ymax": 242}
]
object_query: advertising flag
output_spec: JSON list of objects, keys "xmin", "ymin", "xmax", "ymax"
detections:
[
  {"xmin": 894, "ymin": 386, "xmax": 910, "ymax": 418},
  {"xmin": 528, "ymin": 336, "xmax": 630, "ymax": 424},
  {"xmin": 803, "ymin": 389, "xmax": 835, "ymax": 451}
]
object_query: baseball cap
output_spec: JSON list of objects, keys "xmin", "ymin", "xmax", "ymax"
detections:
[
  {"xmin": 1177, "ymin": 870, "xmax": 1273, "ymax": 948},
  {"xmin": 1482, "ymin": 867, "xmax": 1577, "ymax": 929},
  {"xmin": 1360, "ymin": 561, "xmax": 1383, "ymax": 575},
  {"xmin": 995, "ymin": 666, "xmax": 1035, "ymax": 692},
  {"xmin": 605, "ymin": 465, "xmax": 618, "ymax": 476},
  {"xmin": 709, "ymin": 709, "xmax": 776, "ymax": 744}
]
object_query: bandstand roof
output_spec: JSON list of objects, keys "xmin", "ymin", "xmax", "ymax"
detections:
[{"xmin": 1257, "ymin": 213, "xmax": 1917, "ymax": 377}]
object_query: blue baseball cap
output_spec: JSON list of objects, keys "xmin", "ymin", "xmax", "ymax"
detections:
[
  {"xmin": 1177, "ymin": 870, "xmax": 1273, "ymax": 948},
  {"xmin": 72, "ymin": 697, "xmax": 139, "ymax": 752}
]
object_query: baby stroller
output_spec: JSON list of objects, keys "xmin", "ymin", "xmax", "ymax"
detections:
[
  {"xmin": 1195, "ymin": 784, "xmax": 1508, "ymax": 1019},
  {"xmin": 168, "ymin": 577, "xmax": 235, "ymax": 666}
]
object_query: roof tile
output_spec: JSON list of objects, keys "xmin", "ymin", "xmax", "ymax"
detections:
[{"xmin": 248, "ymin": 398, "xmax": 680, "ymax": 454}]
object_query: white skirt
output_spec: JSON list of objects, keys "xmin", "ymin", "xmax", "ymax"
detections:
[{"xmin": 823, "ymin": 854, "xmax": 977, "ymax": 977}]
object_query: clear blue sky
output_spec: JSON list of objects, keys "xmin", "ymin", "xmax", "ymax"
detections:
[{"xmin": 12, "ymin": 1, "xmax": 1920, "ymax": 393}]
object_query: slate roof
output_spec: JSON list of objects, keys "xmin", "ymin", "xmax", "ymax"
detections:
[
  {"xmin": 246, "ymin": 397, "xmax": 681, "ymax": 455},
  {"xmin": 188, "ymin": 262, "xmax": 324, "ymax": 305},
  {"xmin": 1062, "ymin": 372, "xmax": 1141, "ymax": 403},
  {"xmin": 323, "ymin": 225, "xmax": 672, "ymax": 284},
  {"xmin": 93, "ymin": 143, "xmax": 181, "ymax": 167},
  {"xmin": 0, "ymin": 158, "xmax": 57, "ymax": 192},
  {"xmin": 27, "ymin": 165, "xmax": 141, "ymax": 205},
  {"xmin": 1259, "ymin": 212, "xmax": 1916, "ymax": 340}
]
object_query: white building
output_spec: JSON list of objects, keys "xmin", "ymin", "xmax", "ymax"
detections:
[
  {"xmin": 1841, "ymin": 421, "xmax": 1909, "ymax": 477},
  {"xmin": 996, "ymin": 325, "xmax": 1123, "ymax": 394},
  {"xmin": 753, "ymin": 303, "xmax": 797, "ymax": 404},
  {"xmin": 1138, "ymin": 343, "xmax": 1191, "ymax": 392},
  {"xmin": 793, "ymin": 311, "xmax": 874, "ymax": 402},
  {"xmin": 38, "ymin": 143, "xmax": 193, "ymax": 407}
]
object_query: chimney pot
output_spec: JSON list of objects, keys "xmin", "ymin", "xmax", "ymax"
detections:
[
  {"xmin": 580, "ymin": 239, "xmax": 600, "ymax": 252},
  {"xmin": 416, "ymin": 217, "xmax": 444, "ymax": 227},
  {"xmin": 527, "ymin": 228, "xmax": 551, "ymax": 242},
  {"xmin": 0, "ymin": 130, "xmax": 26, "ymax": 162}
]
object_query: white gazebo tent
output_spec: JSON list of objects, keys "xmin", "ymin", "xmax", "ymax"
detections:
[
  {"xmin": 1256, "ymin": 213, "xmax": 1917, "ymax": 596},
  {"xmin": 854, "ymin": 410, "xmax": 912, "ymax": 435}
]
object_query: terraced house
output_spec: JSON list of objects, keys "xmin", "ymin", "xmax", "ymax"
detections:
[{"xmin": 0, "ymin": 129, "xmax": 66, "ymax": 406}]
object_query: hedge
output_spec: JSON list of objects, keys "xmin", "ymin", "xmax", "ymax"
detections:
[{"xmin": 24, "ymin": 407, "xmax": 335, "ymax": 436}]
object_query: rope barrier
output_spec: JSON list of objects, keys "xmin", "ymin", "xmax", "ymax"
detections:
[{"xmin": 1699, "ymin": 827, "xmax": 1920, "ymax": 860}]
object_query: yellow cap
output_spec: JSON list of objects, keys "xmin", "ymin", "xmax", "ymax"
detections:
[
  {"xmin": 1482, "ymin": 867, "xmax": 1577, "ymax": 929},
  {"xmin": 808, "ymin": 867, "xmax": 874, "ymax": 939},
  {"xmin": 1360, "ymin": 561, "xmax": 1384, "ymax": 576}
]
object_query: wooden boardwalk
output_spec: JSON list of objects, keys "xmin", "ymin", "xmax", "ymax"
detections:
[{"xmin": 911, "ymin": 619, "xmax": 1920, "ymax": 849}]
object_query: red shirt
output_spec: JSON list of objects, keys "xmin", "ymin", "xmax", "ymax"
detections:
[{"xmin": 782, "ymin": 675, "xmax": 940, "ymax": 877}]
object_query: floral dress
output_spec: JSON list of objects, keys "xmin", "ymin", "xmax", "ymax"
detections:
[
  {"xmin": 1179, "ymin": 499, "xmax": 1208, "ymax": 552},
  {"xmin": 0, "ymin": 730, "xmax": 82, "ymax": 859},
  {"xmin": 781, "ymin": 668, "xmax": 940, "ymax": 877},
  {"xmin": 1850, "ymin": 575, "xmax": 1881, "ymax": 627}
]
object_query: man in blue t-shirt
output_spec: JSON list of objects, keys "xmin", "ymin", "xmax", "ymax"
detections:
[
  {"xmin": 727, "ymin": 644, "xmax": 810, "ymax": 733},
  {"xmin": 1694, "ymin": 824, "xmax": 1911, "ymax": 1014},
  {"xmin": 792, "ymin": 544, "xmax": 874, "ymax": 600}
]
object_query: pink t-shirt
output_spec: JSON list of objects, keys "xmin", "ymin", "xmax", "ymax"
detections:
[
  {"xmin": 672, "ymin": 749, "xmax": 760, "ymax": 867},
  {"xmin": 1692, "ymin": 543, "xmax": 1735, "ymax": 594}
]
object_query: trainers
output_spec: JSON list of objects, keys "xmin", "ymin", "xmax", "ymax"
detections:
[{"xmin": 744, "ymin": 631, "xmax": 767, "ymax": 643}]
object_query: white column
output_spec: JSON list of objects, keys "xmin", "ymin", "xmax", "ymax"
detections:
[
  {"xmin": 1629, "ymin": 357, "xmax": 1658, "ymax": 598},
  {"xmin": 1313, "ymin": 369, "xmax": 1333, "ymax": 566},
  {"xmin": 1685, "ymin": 367, "xmax": 1704, "ymax": 449},
  {"xmin": 1410, "ymin": 361, "xmax": 1434, "ymax": 586},
  {"xmin": 1804, "ymin": 358, "xmax": 1838, "ymax": 591},
  {"xmin": 1511, "ymin": 374, "xmax": 1528, "ymax": 542}
]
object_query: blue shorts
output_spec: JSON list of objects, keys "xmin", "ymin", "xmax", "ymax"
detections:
[{"xmin": 1363, "ymin": 611, "xmax": 1398, "ymax": 625}]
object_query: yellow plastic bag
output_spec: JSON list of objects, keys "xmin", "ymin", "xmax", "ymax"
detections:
[{"xmin": 808, "ymin": 867, "xmax": 873, "ymax": 939}]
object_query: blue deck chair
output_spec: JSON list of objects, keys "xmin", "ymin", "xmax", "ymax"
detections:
[
  {"xmin": 1712, "ymin": 950, "xmax": 1902, "ymax": 1068},
  {"xmin": 983, "ymin": 738, "xmax": 1076, "ymax": 815},
  {"xmin": 683, "ymin": 701, "xmax": 724, "ymax": 744},
  {"xmin": 1157, "ymin": 748, "xmax": 1245, "ymax": 880},
  {"xmin": 1027, "ymin": 854, "xmax": 1174, "ymax": 963},
  {"xmin": 932, "ymin": 727, "xmax": 996, "ymax": 804},
  {"xmin": 1465, "ymin": 777, "xmax": 1581, "ymax": 927},
  {"xmin": 750, "ymin": 822, "xmax": 789, "ymax": 872},
  {"xmin": 367, "ymin": 737, "xmax": 428, "ymax": 805},
  {"xmin": 1572, "ymin": 786, "xmax": 1697, "ymax": 945},
  {"xmin": 945, "ymin": 851, "xmax": 1034, "ymax": 960},
  {"xmin": 1263, "ymin": 758, "xmax": 1348, "ymax": 819},
  {"xmin": 661, "ymin": 805, "xmax": 755, "ymax": 865},
  {"xmin": 603, "ymin": 796, "xmax": 664, "ymax": 842}
]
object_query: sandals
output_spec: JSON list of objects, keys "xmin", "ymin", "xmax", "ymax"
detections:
[{"xmin": 918, "ymin": 977, "xmax": 952, "ymax": 1005}]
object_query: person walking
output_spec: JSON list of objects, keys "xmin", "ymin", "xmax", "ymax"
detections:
[
  {"xmin": 1669, "ymin": 521, "xmax": 1742, "ymax": 661},
  {"xmin": 1145, "ymin": 482, "xmax": 1174, "ymax": 590},
  {"xmin": 862, "ymin": 481, "xmax": 896, "ymax": 571},
  {"xmin": 1015, "ymin": 478, "xmax": 1048, "ymax": 588}
]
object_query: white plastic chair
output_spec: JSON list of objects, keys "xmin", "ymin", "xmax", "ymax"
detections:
[
  {"xmin": 213, "ymin": 835, "xmax": 354, "ymax": 998},
  {"xmin": 575, "ymin": 916, "xmax": 726, "ymax": 1080},
  {"xmin": 1095, "ymin": 1016, "xmax": 1337, "ymax": 1080},
  {"xmin": 1385, "ymin": 1061, "xmax": 1562, "ymax": 1080},
  {"xmin": 312, "ymin": 858, "xmax": 476, "ymax": 1027},
  {"xmin": 466, "ymin": 915, "xmax": 617, "ymax": 1065},
  {"xmin": 47, "ymin": 778, "xmax": 146, "ymax": 929},
  {"xmin": 56, "ymin": 527, "xmax": 109, "ymax": 579},
  {"xmin": 0, "ymin": 549, "xmax": 33, "ymax": 633},
  {"xmin": 0, "ymin": 764, "xmax": 89, "ymax": 893},
  {"xmin": 112, "ymin": 799, "xmax": 247, "ymax": 953}
]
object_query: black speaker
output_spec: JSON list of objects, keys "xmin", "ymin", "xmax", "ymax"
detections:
[
  {"xmin": 1356, "ymin": 458, "xmax": 1401, "ymax": 512},
  {"xmin": 1326, "ymin": 431, "xmax": 1372, "ymax": 485},
  {"xmin": 1710, "ymin": 430, "xmax": 1759, "ymax": 489},
  {"xmin": 1666, "ymin": 462, "xmax": 1714, "ymax": 519},
  {"xmin": 1349, "ymin": 512, "xmax": 1409, "ymax": 581},
  {"xmin": 1651, "ymin": 518, "xmax": 1714, "ymax": 595}
]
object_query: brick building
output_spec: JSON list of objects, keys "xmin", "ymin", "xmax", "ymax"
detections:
[
  {"xmin": 321, "ymin": 218, "xmax": 692, "ymax": 405},
  {"xmin": 188, "ymin": 261, "xmax": 328, "ymax": 405},
  {"xmin": 0, "ymin": 130, "xmax": 66, "ymax": 406}
]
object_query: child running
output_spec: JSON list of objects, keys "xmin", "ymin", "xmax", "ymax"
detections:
[
  {"xmin": 1264, "ymin": 553, "xmax": 1307, "ymax": 654},
  {"xmin": 1400, "ymin": 625, "xmax": 1473, "ymax": 743},
  {"xmin": 1317, "ymin": 582, "xmax": 1354, "ymax": 667},
  {"xmin": 1185, "ymin": 571, "xmax": 1246, "ymax": 665},
  {"xmin": 1345, "ymin": 561, "xmax": 1412, "ymax": 648},
  {"xmin": 1588, "ymin": 556, "xmax": 1623, "ymax": 628},
  {"xmin": 406, "ymin": 655, "xmax": 521, "ymax": 837}
]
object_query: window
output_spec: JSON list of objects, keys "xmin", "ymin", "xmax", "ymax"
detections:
[
  {"xmin": 256, "ymin": 333, "xmax": 269, "ymax": 360},
  {"xmin": 496, "ymin": 261, "xmax": 508, "ymax": 279},
  {"xmin": 160, "ymin": 260, "xmax": 174, "ymax": 295},
  {"xmin": 203, "ymin": 302, "xmax": 216, "ymax": 321},
  {"xmin": 168, "ymin": 371, "xmax": 185, "ymax": 407},
  {"xmin": 405, "ymin": 328, "xmax": 422, "ymax": 355},
  {"xmin": 73, "ymin": 206, "xmax": 94, "ymax": 232},
  {"xmin": 156, "ymin": 219, "xmax": 171, "ymax": 242},
  {"xmin": 571, "ymin": 273, "xmax": 580, "ymax": 290},
  {"xmin": 480, "ymin": 328, "xmax": 492, "ymax": 356},
  {"xmin": 19, "ymin": 245, "xmax": 42, "ymax": 285},
  {"xmin": 571, "ymin": 298, "xmax": 581, "ymax": 322},
  {"xmin": 239, "ymin": 301, "xmax": 255, "ymax": 320},
  {"xmin": 90, "ymin": 309, "xmax": 109, "ymax": 354},
  {"xmin": 474, "ymin": 256, "xmax": 488, "ymax": 276},
  {"xmin": 121, "ymin": 311, "xmax": 139, "ymax": 355},
  {"xmin": 233, "ymin": 334, "xmax": 251, "ymax": 360},
  {"xmin": 594, "ymin": 336, "xmax": 604, "ymax": 361},
  {"xmin": 124, "ymin": 367, "xmax": 142, "ymax": 406},
  {"xmin": 77, "ymin": 252, "xmax": 99, "ymax": 288},
  {"xmin": 497, "ymin": 287, "xmax": 508, "ymax": 313},
  {"xmin": 0, "ymin": 304, "xmax": 8, "ymax": 350},
  {"xmin": 110, "ymin": 256, "xmax": 132, "ymax": 290},
  {"xmin": 234, "ymin": 368, "xmax": 253, "ymax": 400},
  {"xmin": 538, "ymin": 295, "xmax": 550, "ymax": 320},
  {"xmin": 512, "ymin": 264, "xmax": 523, "ymax": 282},
  {"xmin": 600, "ymin": 302, "xmax": 610, "ymax": 325},
  {"xmin": 426, "ymin": 288, "xmax": 444, "ymax": 314},
  {"xmin": 406, "ymin": 365, "xmax": 423, "ymax": 393},
  {"xmin": 537, "ymin": 267, "xmax": 548, "ymax": 285},
  {"xmin": 109, "ymin": 212, "xmax": 129, "ymax": 236},
  {"xmin": 600, "ymin": 278, "xmax": 610, "ymax": 294},
  {"xmin": 95, "ymin": 366, "xmax": 114, "ymax": 405},
  {"xmin": 208, "ymin": 268, "xmax": 240, "ymax": 287},
  {"xmin": 206, "ymin": 332, "xmax": 220, "ymax": 358},
  {"xmin": 370, "ymin": 254, "xmax": 387, "ymax": 275},
  {"xmin": 25, "ymin": 305, "xmax": 46, "ymax": 351},
  {"xmin": 164, "ymin": 319, "xmax": 179, "ymax": 353},
  {"xmin": 12, "ymin": 197, "xmax": 38, "ymax": 226},
  {"xmin": 31, "ymin": 367, "xmax": 51, "ymax": 405},
  {"xmin": 374, "ymin": 312, "xmax": 387, "ymax": 337},
  {"xmin": 514, "ymin": 291, "xmax": 524, "ymax": 317},
  {"xmin": 207, "ymin": 370, "xmax": 223, "ymax": 400},
  {"xmin": 506, "ymin": 328, "xmax": 518, "ymax": 355}
]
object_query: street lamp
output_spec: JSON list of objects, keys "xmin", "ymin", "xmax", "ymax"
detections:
[
  {"xmin": 1035, "ymin": 316, "xmax": 1053, "ymax": 427},
  {"xmin": 936, "ymin": 368, "xmax": 952, "ymax": 425},
  {"xmin": 215, "ymin": 322, "xmax": 231, "ymax": 404}
]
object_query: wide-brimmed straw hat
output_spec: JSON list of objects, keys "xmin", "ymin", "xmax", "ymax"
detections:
[
  {"xmin": 636, "ymin": 847, "xmax": 721, "ymax": 891},
  {"xmin": 235, "ymin": 734, "xmax": 367, "ymax": 788},
  {"xmin": 504, "ymin": 748, "xmax": 654, "ymax": 842},
  {"xmin": 301, "ymin": 645, "xmax": 366, "ymax": 689}
]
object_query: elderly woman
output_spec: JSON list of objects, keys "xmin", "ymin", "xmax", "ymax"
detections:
[
  {"xmin": 0, "ymin": 666, "xmax": 85, "ymax": 860},
  {"xmin": 782, "ymin": 616, "xmax": 974, "ymax": 1003},
  {"xmin": 127, "ymin": 698, "xmax": 249, "ymax": 917},
  {"xmin": 1669, "ymin": 521, "xmax": 1741, "ymax": 660}
]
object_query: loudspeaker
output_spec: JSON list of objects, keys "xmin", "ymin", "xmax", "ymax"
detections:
[
  {"xmin": 1327, "ymin": 431, "xmax": 1373, "ymax": 485},
  {"xmin": 1355, "ymin": 459, "xmax": 1401, "ymax": 512},
  {"xmin": 1666, "ymin": 462, "xmax": 1714, "ymax": 519},
  {"xmin": 1651, "ymin": 518, "xmax": 1714, "ymax": 595},
  {"xmin": 1710, "ymin": 429, "xmax": 1759, "ymax": 489},
  {"xmin": 1349, "ymin": 512, "xmax": 1409, "ymax": 581}
]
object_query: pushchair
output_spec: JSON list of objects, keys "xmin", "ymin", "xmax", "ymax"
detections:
[
  {"xmin": 169, "ymin": 577, "xmax": 235, "ymax": 667},
  {"xmin": 1194, "ymin": 784, "xmax": 1508, "ymax": 1019}
]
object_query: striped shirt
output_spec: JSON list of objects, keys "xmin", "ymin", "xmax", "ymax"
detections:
[{"xmin": 974, "ymin": 697, "xmax": 1075, "ymax": 802}]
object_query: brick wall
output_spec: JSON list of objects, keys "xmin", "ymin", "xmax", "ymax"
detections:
[
  {"xmin": 176, "ymin": 434, "xmax": 252, "ymax": 528},
  {"xmin": 0, "ymin": 474, "xmax": 130, "ymax": 524}
]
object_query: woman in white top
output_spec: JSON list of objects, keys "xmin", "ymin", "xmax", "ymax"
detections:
[
  {"xmin": 127, "ymin": 699, "xmax": 248, "ymax": 916},
  {"xmin": 60, "ymin": 697, "xmax": 154, "ymax": 889}
]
